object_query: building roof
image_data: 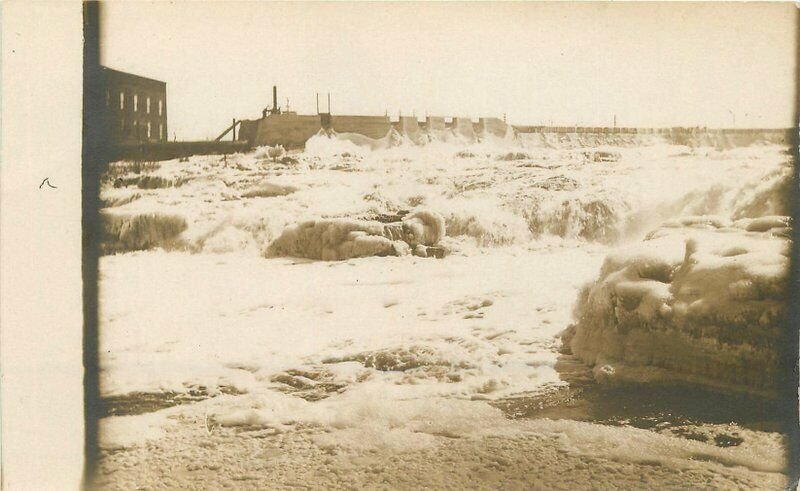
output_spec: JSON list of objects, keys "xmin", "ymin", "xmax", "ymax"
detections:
[{"xmin": 101, "ymin": 66, "xmax": 166, "ymax": 90}]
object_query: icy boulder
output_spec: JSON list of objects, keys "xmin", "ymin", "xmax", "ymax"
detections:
[
  {"xmin": 101, "ymin": 211, "xmax": 188, "ymax": 254},
  {"xmin": 240, "ymin": 182, "xmax": 298, "ymax": 199},
  {"xmin": 561, "ymin": 215, "xmax": 791, "ymax": 397},
  {"xmin": 266, "ymin": 209, "xmax": 446, "ymax": 260}
]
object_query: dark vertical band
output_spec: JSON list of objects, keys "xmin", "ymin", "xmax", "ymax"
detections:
[
  {"xmin": 82, "ymin": 1, "xmax": 105, "ymax": 487},
  {"xmin": 786, "ymin": 8, "xmax": 800, "ymax": 487}
]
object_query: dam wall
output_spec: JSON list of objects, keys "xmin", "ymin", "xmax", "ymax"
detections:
[
  {"xmin": 398, "ymin": 116, "xmax": 425, "ymax": 144},
  {"xmin": 513, "ymin": 125, "xmax": 791, "ymax": 138},
  {"xmin": 426, "ymin": 117, "xmax": 447, "ymax": 132},
  {"xmin": 238, "ymin": 110, "xmax": 792, "ymax": 149},
  {"xmin": 237, "ymin": 119, "xmax": 260, "ymax": 144},
  {"xmin": 514, "ymin": 126, "xmax": 792, "ymax": 147},
  {"xmin": 422, "ymin": 116, "xmax": 450, "ymax": 141},
  {"xmin": 251, "ymin": 113, "xmax": 321, "ymax": 147},
  {"xmin": 478, "ymin": 117, "xmax": 509, "ymax": 138},
  {"xmin": 327, "ymin": 115, "xmax": 392, "ymax": 139},
  {"xmin": 452, "ymin": 117, "xmax": 476, "ymax": 141},
  {"xmin": 663, "ymin": 128, "xmax": 791, "ymax": 146},
  {"xmin": 245, "ymin": 113, "xmax": 394, "ymax": 147}
]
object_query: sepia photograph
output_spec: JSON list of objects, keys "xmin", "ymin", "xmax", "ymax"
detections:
[
  {"xmin": 90, "ymin": 2, "xmax": 798, "ymax": 489},
  {"xmin": 2, "ymin": 1, "xmax": 799, "ymax": 489}
]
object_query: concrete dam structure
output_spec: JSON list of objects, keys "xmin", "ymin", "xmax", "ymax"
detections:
[
  {"xmin": 239, "ymin": 113, "xmax": 392, "ymax": 148},
  {"xmin": 233, "ymin": 87, "xmax": 791, "ymax": 150},
  {"xmin": 233, "ymin": 86, "xmax": 512, "ymax": 147},
  {"xmin": 238, "ymin": 112, "xmax": 511, "ymax": 148}
]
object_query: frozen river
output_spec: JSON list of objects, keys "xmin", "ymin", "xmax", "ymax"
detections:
[{"xmin": 95, "ymin": 134, "xmax": 792, "ymax": 489}]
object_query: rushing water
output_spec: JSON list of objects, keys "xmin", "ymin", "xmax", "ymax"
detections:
[{"xmin": 96, "ymin": 134, "xmax": 793, "ymax": 488}]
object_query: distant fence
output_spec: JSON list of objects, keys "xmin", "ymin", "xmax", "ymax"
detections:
[
  {"xmin": 512, "ymin": 125, "xmax": 792, "ymax": 136},
  {"xmin": 110, "ymin": 141, "xmax": 252, "ymax": 162}
]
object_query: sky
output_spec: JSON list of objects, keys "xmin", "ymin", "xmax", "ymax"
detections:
[{"xmin": 101, "ymin": 2, "xmax": 797, "ymax": 141}]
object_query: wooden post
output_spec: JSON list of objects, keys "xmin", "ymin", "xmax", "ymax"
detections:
[{"xmin": 232, "ymin": 118, "xmax": 236, "ymax": 141}]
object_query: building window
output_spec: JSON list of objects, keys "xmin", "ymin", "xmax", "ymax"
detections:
[
  {"xmin": 105, "ymin": 90, "xmax": 110, "ymax": 108},
  {"xmin": 146, "ymin": 97, "xmax": 151, "ymax": 114},
  {"xmin": 120, "ymin": 92, "xmax": 124, "ymax": 110},
  {"xmin": 134, "ymin": 94, "xmax": 138, "ymax": 112},
  {"xmin": 147, "ymin": 121, "xmax": 152, "ymax": 139},
  {"xmin": 158, "ymin": 99, "xmax": 163, "ymax": 116},
  {"xmin": 162, "ymin": 124, "xmax": 166, "ymax": 140},
  {"xmin": 120, "ymin": 118, "xmax": 125, "ymax": 133},
  {"xmin": 157, "ymin": 123, "xmax": 161, "ymax": 140}
]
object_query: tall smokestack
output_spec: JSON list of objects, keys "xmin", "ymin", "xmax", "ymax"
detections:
[{"xmin": 273, "ymin": 86, "xmax": 278, "ymax": 113}]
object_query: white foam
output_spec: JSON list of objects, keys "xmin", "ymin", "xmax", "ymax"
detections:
[{"xmin": 97, "ymin": 140, "xmax": 791, "ymax": 481}]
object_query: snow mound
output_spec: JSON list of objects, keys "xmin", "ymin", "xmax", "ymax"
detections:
[
  {"xmin": 240, "ymin": 182, "xmax": 298, "ymax": 199},
  {"xmin": 730, "ymin": 165, "xmax": 793, "ymax": 219},
  {"xmin": 562, "ymin": 216, "xmax": 791, "ymax": 397},
  {"xmin": 399, "ymin": 209, "xmax": 446, "ymax": 245},
  {"xmin": 266, "ymin": 209, "xmax": 446, "ymax": 260},
  {"xmin": 101, "ymin": 212, "xmax": 188, "ymax": 254}
]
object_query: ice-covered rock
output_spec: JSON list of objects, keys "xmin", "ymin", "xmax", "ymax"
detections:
[
  {"xmin": 101, "ymin": 212, "xmax": 188, "ymax": 254},
  {"xmin": 266, "ymin": 209, "xmax": 446, "ymax": 260},
  {"xmin": 240, "ymin": 181, "xmax": 298, "ymax": 199},
  {"xmin": 561, "ymin": 216, "xmax": 792, "ymax": 397}
]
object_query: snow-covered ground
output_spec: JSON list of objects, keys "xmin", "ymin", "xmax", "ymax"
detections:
[{"xmin": 95, "ymin": 134, "xmax": 792, "ymax": 489}]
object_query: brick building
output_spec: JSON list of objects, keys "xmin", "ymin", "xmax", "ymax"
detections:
[{"xmin": 101, "ymin": 66, "xmax": 167, "ymax": 145}]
